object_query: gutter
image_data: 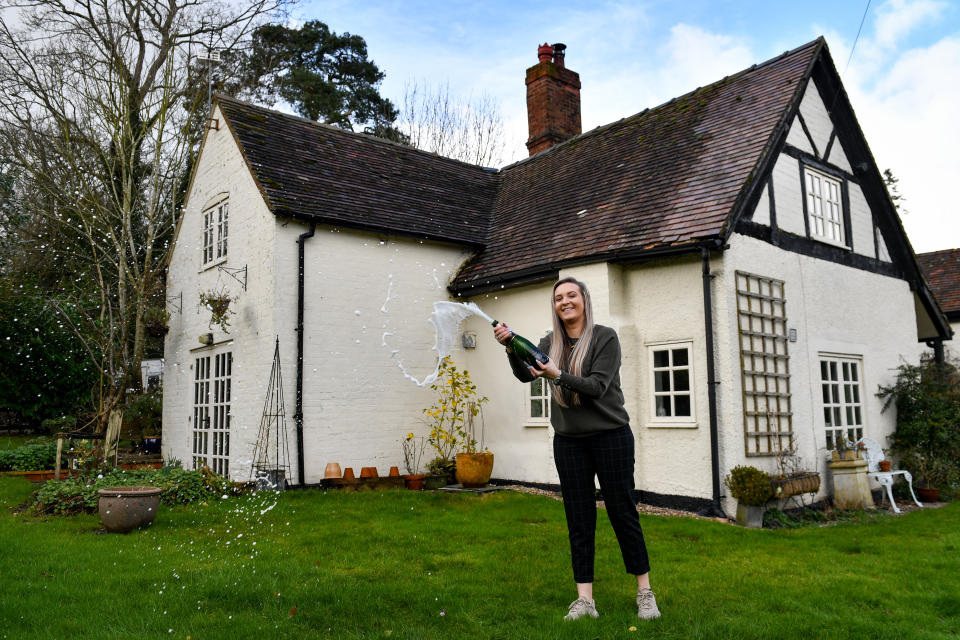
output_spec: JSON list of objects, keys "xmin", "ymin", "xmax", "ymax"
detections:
[
  {"xmin": 294, "ymin": 223, "xmax": 316, "ymax": 486},
  {"xmin": 701, "ymin": 243, "xmax": 727, "ymax": 519}
]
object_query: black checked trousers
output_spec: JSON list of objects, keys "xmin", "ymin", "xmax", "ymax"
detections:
[{"xmin": 553, "ymin": 425, "xmax": 651, "ymax": 584}]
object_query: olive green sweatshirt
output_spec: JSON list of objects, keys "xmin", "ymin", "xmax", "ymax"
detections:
[{"xmin": 507, "ymin": 324, "xmax": 630, "ymax": 437}]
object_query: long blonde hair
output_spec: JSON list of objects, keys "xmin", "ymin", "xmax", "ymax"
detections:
[{"xmin": 548, "ymin": 277, "xmax": 595, "ymax": 408}]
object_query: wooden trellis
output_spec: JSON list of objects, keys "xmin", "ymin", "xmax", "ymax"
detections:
[{"xmin": 736, "ymin": 271, "xmax": 793, "ymax": 456}]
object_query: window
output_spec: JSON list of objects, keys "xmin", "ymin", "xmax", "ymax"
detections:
[
  {"xmin": 736, "ymin": 272, "xmax": 793, "ymax": 455},
  {"xmin": 527, "ymin": 378, "xmax": 550, "ymax": 426},
  {"xmin": 648, "ymin": 342, "xmax": 694, "ymax": 424},
  {"xmin": 820, "ymin": 355, "xmax": 863, "ymax": 449},
  {"xmin": 192, "ymin": 350, "xmax": 232, "ymax": 475},
  {"xmin": 202, "ymin": 197, "xmax": 229, "ymax": 265},
  {"xmin": 804, "ymin": 167, "xmax": 845, "ymax": 245}
]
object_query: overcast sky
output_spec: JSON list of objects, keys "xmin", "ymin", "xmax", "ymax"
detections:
[{"xmin": 299, "ymin": 0, "xmax": 959, "ymax": 254}]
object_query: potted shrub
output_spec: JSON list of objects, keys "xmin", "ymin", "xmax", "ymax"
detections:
[
  {"xmin": 724, "ymin": 465, "xmax": 773, "ymax": 528},
  {"xmin": 899, "ymin": 451, "xmax": 950, "ymax": 502},
  {"xmin": 199, "ymin": 288, "xmax": 237, "ymax": 333},
  {"xmin": 455, "ymin": 400, "xmax": 493, "ymax": 488},
  {"xmin": 422, "ymin": 356, "xmax": 486, "ymax": 486},
  {"xmin": 401, "ymin": 433, "xmax": 426, "ymax": 490}
]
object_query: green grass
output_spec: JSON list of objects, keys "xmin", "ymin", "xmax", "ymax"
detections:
[
  {"xmin": 1, "ymin": 478, "xmax": 958, "ymax": 640},
  {"xmin": 0, "ymin": 434, "xmax": 50, "ymax": 450}
]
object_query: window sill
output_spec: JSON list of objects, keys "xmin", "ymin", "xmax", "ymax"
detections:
[
  {"xmin": 645, "ymin": 421, "xmax": 698, "ymax": 429},
  {"xmin": 199, "ymin": 257, "xmax": 228, "ymax": 273},
  {"xmin": 524, "ymin": 422, "xmax": 550, "ymax": 429},
  {"xmin": 809, "ymin": 235, "xmax": 850, "ymax": 251}
]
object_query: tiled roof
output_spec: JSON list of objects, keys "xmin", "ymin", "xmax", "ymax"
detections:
[
  {"xmin": 216, "ymin": 96, "xmax": 499, "ymax": 246},
  {"xmin": 917, "ymin": 249, "xmax": 960, "ymax": 318},
  {"xmin": 214, "ymin": 39, "xmax": 822, "ymax": 291},
  {"xmin": 453, "ymin": 39, "xmax": 821, "ymax": 292}
]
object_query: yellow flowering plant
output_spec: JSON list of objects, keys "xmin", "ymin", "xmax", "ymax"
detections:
[{"xmin": 423, "ymin": 356, "xmax": 489, "ymax": 468}]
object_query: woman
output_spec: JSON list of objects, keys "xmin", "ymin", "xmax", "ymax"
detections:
[{"xmin": 494, "ymin": 277, "xmax": 660, "ymax": 621}]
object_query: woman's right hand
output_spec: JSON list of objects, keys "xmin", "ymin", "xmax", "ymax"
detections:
[{"xmin": 494, "ymin": 323, "xmax": 513, "ymax": 346}]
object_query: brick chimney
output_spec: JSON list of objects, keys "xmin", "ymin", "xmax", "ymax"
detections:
[{"xmin": 525, "ymin": 43, "xmax": 581, "ymax": 156}]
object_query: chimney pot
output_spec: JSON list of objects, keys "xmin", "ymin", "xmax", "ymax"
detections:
[
  {"xmin": 537, "ymin": 42, "xmax": 554, "ymax": 63},
  {"xmin": 552, "ymin": 43, "xmax": 566, "ymax": 68}
]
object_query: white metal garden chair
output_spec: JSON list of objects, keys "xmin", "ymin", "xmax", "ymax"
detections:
[{"xmin": 857, "ymin": 437, "xmax": 922, "ymax": 514}]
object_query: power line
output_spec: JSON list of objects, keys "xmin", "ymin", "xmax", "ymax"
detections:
[{"xmin": 843, "ymin": 0, "xmax": 873, "ymax": 75}]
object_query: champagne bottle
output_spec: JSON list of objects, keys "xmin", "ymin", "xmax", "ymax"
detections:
[{"xmin": 492, "ymin": 320, "xmax": 549, "ymax": 366}]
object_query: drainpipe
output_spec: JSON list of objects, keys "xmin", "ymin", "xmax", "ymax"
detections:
[
  {"xmin": 701, "ymin": 244, "xmax": 726, "ymax": 518},
  {"xmin": 294, "ymin": 223, "xmax": 316, "ymax": 486}
]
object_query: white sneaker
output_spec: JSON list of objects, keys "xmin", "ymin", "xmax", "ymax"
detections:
[
  {"xmin": 637, "ymin": 588, "xmax": 661, "ymax": 619},
  {"xmin": 564, "ymin": 597, "xmax": 599, "ymax": 620}
]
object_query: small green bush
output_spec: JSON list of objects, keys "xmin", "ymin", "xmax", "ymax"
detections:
[
  {"xmin": 0, "ymin": 443, "xmax": 59, "ymax": 471},
  {"xmin": 878, "ymin": 358, "xmax": 960, "ymax": 489},
  {"xmin": 40, "ymin": 415, "xmax": 77, "ymax": 436},
  {"xmin": 724, "ymin": 465, "xmax": 773, "ymax": 506},
  {"xmin": 32, "ymin": 466, "xmax": 249, "ymax": 515}
]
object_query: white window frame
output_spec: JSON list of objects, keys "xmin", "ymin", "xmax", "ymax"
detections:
[
  {"xmin": 201, "ymin": 196, "xmax": 229, "ymax": 267},
  {"xmin": 804, "ymin": 167, "xmax": 845, "ymax": 246},
  {"xmin": 819, "ymin": 353, "xmax": 864, "ymax": 450},
  {"xmin": 192, "ymin": 349, "xmax": 232, "ymax": 476},
  {"xmin": 646, "ymin": 340, "xmax": 696, "ymax": 428},
  {"xmin": 526, "ymin": 377, "xmax": 551, "ymax": 427}
]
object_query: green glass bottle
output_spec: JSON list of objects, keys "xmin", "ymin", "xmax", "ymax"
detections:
[{"xmin": 492, "ymin": 320, "xmax": 550, "ymax": 366}]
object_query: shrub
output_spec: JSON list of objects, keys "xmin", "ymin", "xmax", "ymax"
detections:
[
  {"xmin": 724, "ymin": 465, "xmax": 773, "ymax": 506},
  {"xmin": 877, "ymin": 358, "xmax": 960, "ymax": 488},
  {"xmin": 422, "ymin": 356, "xmax": 488, "ymax": 464},
  {"xmin": 124, "ymin": 391, "xmax": 162, "ymax": 438},
  {"xmin": 0, "ymin": 442, "xmax": 59, "ymax": 471},
  {"xmin": 40, "ymin": 415, "xmax": 77, "ymax": 436},
  {"xmin": 32, "ymin": 466, "xmax": 249, "ymax": 515}
]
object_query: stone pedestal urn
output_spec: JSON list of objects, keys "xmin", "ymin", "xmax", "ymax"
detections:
[
  {"xmin": 97, "ymin": 486, "xmax": 161, "ymax": 533},
  {"xmin": 828, "ymin": 458, "xmax": 875, "ymax": 510}
]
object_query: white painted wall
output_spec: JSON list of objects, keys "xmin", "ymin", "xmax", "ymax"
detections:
[
  {"xmin": 716, "ymin": 233, "xmax": 923, "ymax": 513},
  {"xmin": 164, "ymin": 104, "xmax": 283, "ymax": 479},
  {"xmin": 279, "ymin": 226, "xmax": 473, "ymax": 484}
]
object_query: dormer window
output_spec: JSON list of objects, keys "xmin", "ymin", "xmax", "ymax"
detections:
[
  {"xmin": 804, "ymin": 167, "xmax": 845, "ymax": 246},
  {"xmin": 202, "ymin": 196, "xmax": 229, "ymax": 265}
]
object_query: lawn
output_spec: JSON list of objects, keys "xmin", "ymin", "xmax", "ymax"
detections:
[{"xmin": 1, "ymin": 477, "xmax": 958, "ymax": 640}]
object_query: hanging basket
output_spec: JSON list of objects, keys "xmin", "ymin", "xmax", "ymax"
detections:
[{"xmin": 770, "ymin": 472, "xmax": 820, "ymax": 499}]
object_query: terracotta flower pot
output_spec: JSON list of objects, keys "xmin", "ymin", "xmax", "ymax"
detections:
[
  {"xmin": 323, "ymin": 462, "xmax": 342, "ymax": 479},
  {"xmin": 455, "ymin": 452, "xmax": 494, "ymax": 488},
  {"xmin": 97, "ymin": 486, "xmax": 161, "ymax": 533},
  {"xmin": 916, "ymin": 487, "xmax": 940, "ymax": 502},
  {"xmin": 388, "ymin": 466, "xmax": 400, "ymax": 477},
  {"xmin": 342, "ymin": 467, "xmax": 355, "ymax": 480},
  {"xmin": 878, "ymin": 460, "xmax": 891, "ymax": 472},
  {"xmin": 404, "ymin": 474, "xmax": 425, "ymax": 490},
  {"xmin": 359, "ymin": 466, "xmax": 379, "ymax": 479}
]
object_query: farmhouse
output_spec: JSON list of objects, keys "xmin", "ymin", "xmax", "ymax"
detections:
[{"xmin": 163, "ymin": 38, "xmax": 950, "ymax": 514}]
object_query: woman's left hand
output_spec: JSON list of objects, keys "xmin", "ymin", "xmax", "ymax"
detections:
[{"xmin": 530, "ymin": 358, "xmax": 561, "ymax": 380}]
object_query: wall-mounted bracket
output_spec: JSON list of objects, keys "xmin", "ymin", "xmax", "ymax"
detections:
[
  {"xmin": 166, "ymin": 291, "xmax": 183, "ymax": 314},
  {"xmin": 217, "ymin": 264, "xmax": 247, "ymax": 291}
]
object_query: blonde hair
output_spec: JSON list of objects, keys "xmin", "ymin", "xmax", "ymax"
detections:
[{"xmin": 548, "ymin": 277, "xmax": 595, "ymax": 408}]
